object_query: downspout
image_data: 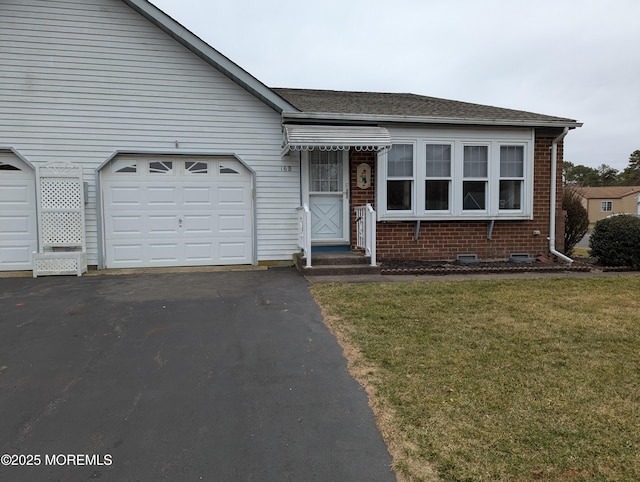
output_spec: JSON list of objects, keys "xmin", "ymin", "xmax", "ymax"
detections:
[{"xmin": 549, "ymin": 127, "xmax": 573, "ymax": 263}]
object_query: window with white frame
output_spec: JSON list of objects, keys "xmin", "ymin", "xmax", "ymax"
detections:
[
  {"xmin": 463, "ymin": 145, "xmax": 488, "ymax": 211},
  {"xmin": 499, "ymin": 146, "xmax": 524, "ymax": 210},
  {"xmin": 425, "ymin": 144, "xmax": 452, "ymax": 211},
  {"xmin": 601, "ymin": 201, "xmax": 612, "ymax": 212},
  {"xmin": 386, "ymin": 144, "xmax": 413, "ymax": 211},
  {"xmin": 378, "ymin": 133, "xmax": 533, "ymax": 220}
]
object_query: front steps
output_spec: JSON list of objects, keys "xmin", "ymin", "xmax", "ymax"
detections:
[{"xmin": 294, "ymin": 251, "xmax": 380, "ymax": 276}]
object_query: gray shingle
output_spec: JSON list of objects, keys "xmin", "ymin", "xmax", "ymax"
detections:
[{"xmin": 273, "ymin": 88, "xmax": 578, "ymax": 125}]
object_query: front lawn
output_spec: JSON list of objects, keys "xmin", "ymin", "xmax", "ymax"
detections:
[{"xmin": 311, "ymin": 275, "xmax": 640, "ymax": 481}]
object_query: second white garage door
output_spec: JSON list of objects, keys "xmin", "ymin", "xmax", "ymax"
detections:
[{"xmin": 102, "ymin": 156, "xmax": 253, "ymax": 268}]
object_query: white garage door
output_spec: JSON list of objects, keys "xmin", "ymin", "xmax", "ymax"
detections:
[
  {"xmin": 102, "ymin": 156, "xmax": 253, "ymax": 268},
  {"xmin": 0, "ymin": 155, "xmax": 37, "ymax": 271}
]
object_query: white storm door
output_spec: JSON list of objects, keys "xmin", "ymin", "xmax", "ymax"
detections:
[{"xmin": 308, "ymin": 151, "xmax": 349, "ymax": 243}]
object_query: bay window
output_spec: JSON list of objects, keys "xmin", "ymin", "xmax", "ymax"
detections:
[{"xmin": 379, "ymin": 131, "xmax": 533, "ymax": 220}]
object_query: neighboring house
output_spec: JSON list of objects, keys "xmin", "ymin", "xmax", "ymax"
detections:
[
  {"xmin": 0, "ymin": 0, "xmax": 582, "ymax": 273},
  {"xmin": 575, "ymin": 186, "xmax": 640, "ymax": 223}
]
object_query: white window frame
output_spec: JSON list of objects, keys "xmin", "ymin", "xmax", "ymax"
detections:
[
  {"xmin": 424, "ymin": 143, "xmax": 453, "ymax": 213},
  {"xmin": 384, "ymin": 142, "xmax": 416, "ymax": 214},
  {"xmin": 498, "ymin": 145, "xmax": 526, "ymax": 212},
  {"xmin": 601, "ymin": 200, "xmax": 613, "ymax": 212},
  {"xmin": 377, "ymin": 128, "xmax": 534, "ymax": 221}
]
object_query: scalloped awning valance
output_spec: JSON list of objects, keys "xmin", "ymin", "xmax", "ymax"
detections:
[{"xmin": 282, "ymin": 125, "xmax": 391, "ymax": 155}]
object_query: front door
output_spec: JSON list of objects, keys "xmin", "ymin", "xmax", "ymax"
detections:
[{"xmin": 307, "ymin": 150, "xmax": 349, "ymax": 244}]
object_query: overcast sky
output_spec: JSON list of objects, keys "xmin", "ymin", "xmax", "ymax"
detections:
[{"xmin": 149, "ymin": 0, "xmax": 639, "ymax": 172}]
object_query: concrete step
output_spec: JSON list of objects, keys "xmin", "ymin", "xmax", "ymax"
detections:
[{"xmin": 293, "ymin": 252, "xmax": 380, "ymax": 276}]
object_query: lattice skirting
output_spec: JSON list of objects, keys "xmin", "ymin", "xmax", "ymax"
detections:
[{"xmin": 33, "ymin": 252, "xmax": 87, "ymax": 277}]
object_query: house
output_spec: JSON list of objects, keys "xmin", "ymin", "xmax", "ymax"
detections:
[
  {"xmin": 575, "ymin": 186, "xmax": 640, "ymax": 223},
  {"xmin": 0, "ymin": 0, "xmax": 582, "ymax": 274}
]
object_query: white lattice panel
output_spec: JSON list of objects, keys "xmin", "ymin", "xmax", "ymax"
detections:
[
  {"xmin": 41, "ymin": 212, "xmax": 84, "ymax": 244},
  {"xmin": 33, "ymin": 252, "xmax": 87, "ymax": 277},
  {"xmin": 40, "ymin": 178, "xmax": 82, "ymax": 209}
]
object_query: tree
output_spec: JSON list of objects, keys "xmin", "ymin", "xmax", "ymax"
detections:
[
  {"xmin": 563, "ymin": 161, "xmax": 601, "ymax": 186},
  {"xmin": 596, "ymin": 164, "xmax": 619, "ymax": 186},
  {"xmin": 563, "ymin": 187, "xmax": 589, "ymax": 256},
  {"xmin": 619, "ymin": 150, "xmax": 640, "ymax": 185}
]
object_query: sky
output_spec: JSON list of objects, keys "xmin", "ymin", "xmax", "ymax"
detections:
[{"xmin": 149, "ymin": 0, "xmax": 640, "ymax": 172}]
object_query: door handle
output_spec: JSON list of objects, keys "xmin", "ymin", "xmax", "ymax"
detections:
[{"xmin": 178, "ymin": 217, "xmax": 183, "ymax": 228}]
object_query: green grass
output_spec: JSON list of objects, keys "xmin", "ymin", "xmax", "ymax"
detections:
[{"xmin": 311, "ymin": 276, "xmax": 640, "ymax": 481}]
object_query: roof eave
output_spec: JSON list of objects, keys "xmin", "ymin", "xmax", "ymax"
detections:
[
  {"xmin": 120, "ymin": 0, "xmax": 298, "ymax": 114},
  {"xmin": 282, "ymin": 111, "xmax": 583, "ymax": 129}
]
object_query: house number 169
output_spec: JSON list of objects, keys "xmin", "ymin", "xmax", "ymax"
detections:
[{"xmin": 281, "ymin": 165, "xmax": 292, "ymax": 172}]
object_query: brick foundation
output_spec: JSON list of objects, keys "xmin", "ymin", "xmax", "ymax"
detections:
[{"xmin": 349, "ymin": 135, "xmax": 565, "ymax": 261}]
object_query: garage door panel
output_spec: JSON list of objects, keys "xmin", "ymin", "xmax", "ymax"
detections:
[
  {"xmin": 148, "ymin": 215, "xmax": 179, "ymax": 234},
  {"xmin": 184, "ymin": 243, "xmax": 214, "ymax": 261},
  {"xmin": 106, "ymin": 186, "xmax": 142, "ymax": 205},
  {"xmin": 219, "ymin": 214, "xmax": 247, "ymax": 233},
  {"xmin": 219, "ymin": 242, "xmax": 250, "ymax": 261},
  {"xmin": 218, "ymin": 186, "xmax": 247, "ymax": 205},
  {"xmin": 0, "ymin": 215, "xmax": 35, "ymax": 236},
  {"xmin": 147, "ymin": 186, "xmax": 178, "ymax": 205},
  {"xmin": 183, "ymin": 214, "xmax": 214, "ymax": 234},
  {"xmin": 183, "ymin": 186, "xmax": 212, "ymax": 205},
  {"xmin": 109, "ymin": 215, "xmax": 143, "ymax": 235},
  {"xmin": 148, "ymin": 243, "xmax": 180, "ymax": 263},
  {"xmin": 0, "ymin": 245, "xmax": 34, "ymax": 268},
  {"xmin": 0, "ymin": 185, "xmax": 31, "ymax": 204},
  {"xmin": 103, "ymin": 158, "xmax": 253, "ymax": 268},
  {"xmin": 110, "ymin": 244, "xmax": 144, "ymax": 264}
]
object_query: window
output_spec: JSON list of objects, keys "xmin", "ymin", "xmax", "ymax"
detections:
[
  {"xmin": 185, "ymin": 161, "xmax": 208, "ymax": 174},
  {"xmin": 0, "ymin": 162, "xmax": 20, "ymax": 171},
  {"xmin": 601, "ymin": 201, "xmax": 613, "ymax": 212},
  {"xmin": 219, "ymin": 160, "xmax": 242, "ymax": 175},
  {"xmin": 378, "ymin": 133, "xmax": 532, "ymax": 220},
  {"xmin": 463, "ymin": 146, "xmax": 488, "ymax": 210},
  {"xmin": 387, "ymin": 144, "xmax": 413, "ymax": 211},
  {"xmin": 425, "ymin": 144, "xmax": 451, "ymax": 211},
  {"xmin": 149, "ymin": 161, "xmax": 173, "ymax": 174},
  {"xmin": 499, "ymin": 146, "xmax": 524, "ymax": 210},
  {"xmin": 111, "ymin": 159, "xmax": 137, "ymax": 174},
  {"xmin": 309, "ymin": 150, "xmax": 342, "ymax": 192}
]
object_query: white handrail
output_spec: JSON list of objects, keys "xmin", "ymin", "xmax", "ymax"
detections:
[
  {"xmin": 296, "ymin": 204, "xmax": 312, "ymax": 268},
  {"xmin": 355, "ymin": 204, "xmax": 376, "ymax": 266}
]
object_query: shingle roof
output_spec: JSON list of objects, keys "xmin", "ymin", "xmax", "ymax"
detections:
[
  {"xmin": 575, "ymin": 186, "xmax": 640, "ymax": 199},
  {"xmin": 273, "ymin": 88, "xmax": 579, "ymax": 126}
]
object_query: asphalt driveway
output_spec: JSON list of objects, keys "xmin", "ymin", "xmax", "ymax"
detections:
[{"xmin": 0, "ymin": 268, "xmax": 395, "ymax": 481}]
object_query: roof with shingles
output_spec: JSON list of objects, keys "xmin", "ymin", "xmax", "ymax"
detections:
[
  {"xmin": 273, "ymin": 88, "xmax": 579, "ymax": 126},
  {"xmin": 575, "ymin": 186, "xmax": 640, "ymax": 199}
]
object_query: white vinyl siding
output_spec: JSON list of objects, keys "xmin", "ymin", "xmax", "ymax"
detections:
[{"xmin": 0, "ymin": 0, "xmax": 298, "ymax": 266}]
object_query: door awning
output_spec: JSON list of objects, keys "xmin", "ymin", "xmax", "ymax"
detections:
[{"xmin": 282, "ymin": 125, "xmax": 392, "ymax": 155}]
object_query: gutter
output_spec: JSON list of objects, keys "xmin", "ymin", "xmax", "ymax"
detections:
[
  {"xmin": 549, "ymin": 127, "xmax": 573, "ymax": 264},
  {"xmin": 282, "ymin": 111, "xmax": 583, "ymax": 129}
]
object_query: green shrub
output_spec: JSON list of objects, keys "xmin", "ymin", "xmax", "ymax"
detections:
[
  {"xmin": 563, "ymin": 188, "xmax": 589, "ymax": 256},
  {"xmin": 589, "ymin": 215, "xmax": 640, "ymax": 266}
]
